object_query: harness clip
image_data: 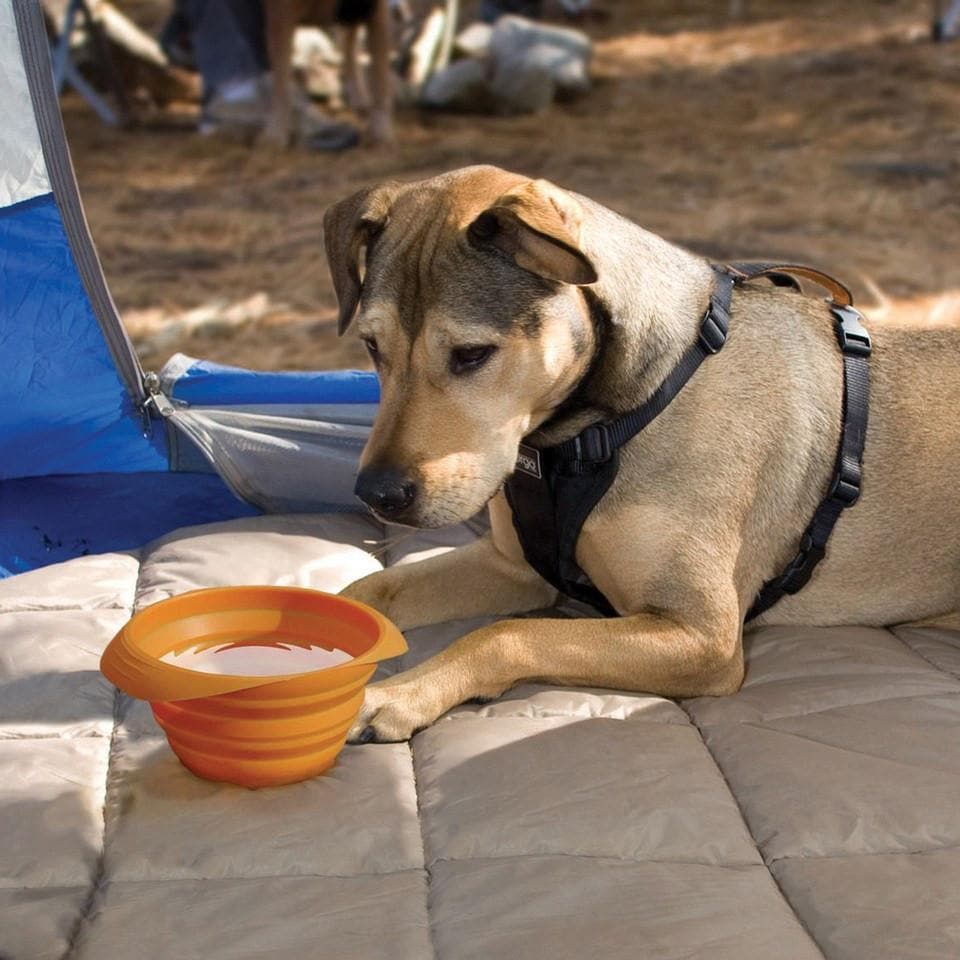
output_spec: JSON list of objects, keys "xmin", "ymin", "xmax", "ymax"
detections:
[
  {"xmin": 829, "ymin": 457, "xmax": 862, "ymax": 506},
  {"xmin": 779, "ymin": 532, "xmax": 827, "ymax": 595},
  {"xmin": 832, "ymin": 304, "xmax": 872, "ymax": 357},
  {"xmin": 571, "ymin": 424, "xmax": 613, "ymax": 465}
]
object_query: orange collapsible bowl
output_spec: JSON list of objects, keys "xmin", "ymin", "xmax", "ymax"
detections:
[{"xmin": 100, "ymin": 586, "xmax": 406, "ymax": 788}]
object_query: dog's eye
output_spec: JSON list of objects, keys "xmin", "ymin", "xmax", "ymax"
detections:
[
  {"xmin": 450, "ymin": 345, "xmax": 496, "ymax": 375},
  {"xmin": 362, "ymin": 337, "xmax": 380, "ymax": 361}
]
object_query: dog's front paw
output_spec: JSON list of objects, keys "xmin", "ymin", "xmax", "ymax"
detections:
[{"xmin": 346, "ymin": 680, "xmax": 438, "ymax": 744}]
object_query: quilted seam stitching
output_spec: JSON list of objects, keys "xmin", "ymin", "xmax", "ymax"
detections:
[
  {"xmin": 768, "ymin": 840, "xmax": 960, "ymax": 867},
  {"xmin": 893, "ymin": 630, "xmax": 960, "ymax": 681},
  {"xmin": 59, "ymin": 684, "xmax": 125, "ymax": 960},
  {"xmin": 410, "ymin": 740, "xmax": 439, "ymax": 960},
  {"xmin": 678, "ymin": 700, "xmax": 829, "ymax": 960},
  {"xmin": 687, "ymin": 687, "xmax": 960, "ymax": 727}
]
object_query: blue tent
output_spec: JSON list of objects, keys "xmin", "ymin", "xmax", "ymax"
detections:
[{"xmin": 0, "ymin": 0, "xmax": 377, "ymax": 577}]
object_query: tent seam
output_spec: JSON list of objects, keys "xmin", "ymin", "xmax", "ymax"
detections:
[
  {"xmin": 0, "ymin": 190, "xmax": 55, "ymax": 217},
  {"xmin": 11, "ymin": 0, "xmax": 146, "ymax": 408}
]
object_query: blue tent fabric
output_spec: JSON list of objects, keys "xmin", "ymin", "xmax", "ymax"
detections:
[
  {"xmin": 0, "ymin": 472, "xmax": 259, "ymax": 578},
  {"xmin": 0, "ymin": 0, "xmax": 374, "ymax": 578},
  {"xmin": 0, "ymin": 192, "xmax": 167, "ymax": 479},
  {"xmin": 168, "ymin": 358, "xmax": 380, "ymax": 406}
]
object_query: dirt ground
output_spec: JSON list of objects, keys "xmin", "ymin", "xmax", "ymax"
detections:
[{"xmin": 64, "ymin": 0, "xmax": 960, "ymax": 375}]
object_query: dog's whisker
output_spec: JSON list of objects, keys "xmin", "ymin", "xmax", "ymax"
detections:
[{"xmin": 361, "ymin": 531, "xmax": 417, "ymax": 559}]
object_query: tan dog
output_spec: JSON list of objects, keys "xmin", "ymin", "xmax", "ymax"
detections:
[
  {"xmin": 324, "ymin": 164, "xmax": 960, "ymax": 742},
  {"xmin": 262, "ymin": 0, "xmax": 393, "ymax": 146}
]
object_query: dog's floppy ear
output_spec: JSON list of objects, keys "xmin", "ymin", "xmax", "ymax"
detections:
[
  {"xmin": 468, "ymin": 179, "xmax": 598, "ymax": 286},
  {"xmin": 324, "ymin": 181, "xmax": 401, "ymax": 334}
]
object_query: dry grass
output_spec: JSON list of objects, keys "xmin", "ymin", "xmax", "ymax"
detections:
[{"xmin": 65, "ymin": 0, "xmax": 960, "ymax": 373}]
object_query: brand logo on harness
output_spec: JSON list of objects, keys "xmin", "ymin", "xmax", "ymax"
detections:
[{"xmin": 515, "ymin": 444, "xmax": 542, "ymax": 479}]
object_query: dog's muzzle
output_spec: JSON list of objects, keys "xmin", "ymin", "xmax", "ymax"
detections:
[{"xmin": 354, "ymin": 466, "xmax": 417, "ymax": 520}]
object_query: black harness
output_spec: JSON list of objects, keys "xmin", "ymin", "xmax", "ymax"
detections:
[{"xmin": 503, "ymin": 263, "xmax": 872, "ymax": 622}]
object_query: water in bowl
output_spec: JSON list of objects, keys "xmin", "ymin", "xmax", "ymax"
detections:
[{"xmin": 160, "ymin": 640, "xmax": 354, "ymax": 676}]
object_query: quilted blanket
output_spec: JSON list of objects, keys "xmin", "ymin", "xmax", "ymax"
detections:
[{"xmin": 2, "ymin": 513, "xmax": 959, "ymax": 960}]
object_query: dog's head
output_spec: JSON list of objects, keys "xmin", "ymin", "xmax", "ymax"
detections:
[{"xmin": 324, "ymin": 165, "xmax": 600, "ymax": 527}]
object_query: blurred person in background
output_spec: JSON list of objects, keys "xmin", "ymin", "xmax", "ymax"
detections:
[{"xmin": 160, "ymin": 0, "xmax": 359, "ymax": 148}]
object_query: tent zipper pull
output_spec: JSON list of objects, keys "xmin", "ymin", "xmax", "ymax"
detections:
[{"xmin": 140, "ymin": 371, "xmax": 175, "ymax": 434}]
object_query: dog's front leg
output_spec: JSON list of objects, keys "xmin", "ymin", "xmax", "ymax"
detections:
[
  {"xmin": 348, "ymin": 609, "xmax": 744, "ymax": 742},
  {"xmin": 341, "ymin": 532, "xmax": 558, "ymax": 630}
]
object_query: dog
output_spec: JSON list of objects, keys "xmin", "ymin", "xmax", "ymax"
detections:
[
  {"xmin": 323, "ymin": 164, "xmax": 960, "ymax": 743},
  {"xmin": 262, "ymin": 0, "xmax": 394, "ymax": 146}
]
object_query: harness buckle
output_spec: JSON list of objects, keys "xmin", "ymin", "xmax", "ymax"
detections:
[
  {"xmin": 698, "ymin": 303, "xmax": 729, "ymax": 354},
  {"xmin": 779, "ymin": 532, "xmax": 827, "ymax": 595},
  {"xmin": 829, "ymin": 457, "xmax": 862, "ymax": 506},
  {"xmin": 832, "ymin": 304, "xmax": 872, "ymax": 357},
  {"xmin": 572, "ymin": 424, "xmax": 613, "ymax": 465}
]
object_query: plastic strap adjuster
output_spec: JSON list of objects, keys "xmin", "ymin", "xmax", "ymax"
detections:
[
  {"xmin": 778, "ymin": 532, "xmax": 827, "ymax": 595},
  {"xmin": 572, "ymin": 424, "xmax": 613, "ymax": 465},
  {"xmin": 698, "ymin": 302, "xmax": 729, "ymax": 354},
  {"xmin": 832, "ymin": 304, "xmax": 872, "ymax": 357},
  {"xmin": 829, "ymin": 458, "xmax": 862, "ymax": 506}
]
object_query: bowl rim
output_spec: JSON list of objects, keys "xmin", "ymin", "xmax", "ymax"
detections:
[{"xmin": 100, "ymin": 585, "xmax": 406, "ymax": 702}]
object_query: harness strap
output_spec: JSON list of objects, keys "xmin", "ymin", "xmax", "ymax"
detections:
[
  {"xmin": 552, "ymin": 266, "xmax": 736, "ymax": 472},
  {"xmin": 726, "ymin": 261, "xmax": 871, "ymax": 618},
  {"xmin": 727, "ymin": 261, "xmax": 855, "ymax": 307},
  {"xmin": 504, "ymin": 267, "xmax": 736, "ymax": 616},
  {"xmin": 504, "ymin": 260, "xmax": 871, "ymax": 623},
  {"xmin": 746, "ymin": 301, "xmax": 871, "ymax": 618}
]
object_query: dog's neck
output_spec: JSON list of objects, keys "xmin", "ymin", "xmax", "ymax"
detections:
[{"xmin": 531, "ymin": 198, "xmax": 719, "ymax": 447}]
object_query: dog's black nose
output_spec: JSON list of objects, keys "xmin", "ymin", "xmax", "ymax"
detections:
[{"xmin": 354, "ymin": 467, "xmax": 417, "ymax": 518}]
